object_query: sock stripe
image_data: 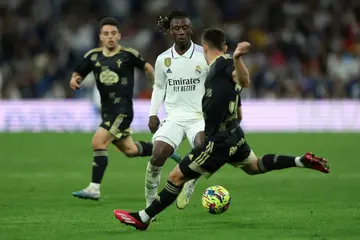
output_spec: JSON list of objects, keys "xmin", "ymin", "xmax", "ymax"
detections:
[
  {"xmin": 164, "ymin": 181, "xmax": 181, "ymax": 194},
  {"xmin": 93, "ymin": 150, "xmax": 108, "ymax": 157},
  {"xmin": 257, "ymin": 158, "xmax": 267, "ymax": 173},
  {"xmin": 135, "ymin": 141, "xmax": 143, "ymax": 155}
]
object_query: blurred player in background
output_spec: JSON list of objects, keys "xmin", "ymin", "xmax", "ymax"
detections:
[
  {"xmin": 113, "ymin": 28, "xmax": 331, "ymax": 230},
  {"xmin": 144, "ymin": 10, "xmax": 209, "ymax": 214},
  {"xmin": 69, "ymin": 17, "xmax": 169, "ymax": 200}
]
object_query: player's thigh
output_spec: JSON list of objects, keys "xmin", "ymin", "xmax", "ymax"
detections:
[
  {"xmin": 228, "ymin": 141, "xmax": 259, "ymax": 175},
  {"xmin": 100, "ymin": 112, "xmax": 133, "ymax": 141},
  {"xmin": 185, "ymin": 119, "xmax": 205, "ymax": 149},
  {"xmin": 91, "ymin": 127, "xmax": 115, "ymax": 149},
  {"xmin": 179, "ymin": 141, "xmax": 228, "ymax": 179},
  {"xmin": 152, "ymin": 120, "xmax": 185, "ymax": 151}
]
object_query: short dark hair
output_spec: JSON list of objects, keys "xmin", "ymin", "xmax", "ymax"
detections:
[
  {"xmin": 202, "ymin": 28, "xmax": 226, "ymax": 51},
  {"xmin": 99, "ymin": 17, "xmax": 120, "ymax": 31},
  {"xmin": 157, "ymin": 10, "xmax": 189, "ymax": 34}
]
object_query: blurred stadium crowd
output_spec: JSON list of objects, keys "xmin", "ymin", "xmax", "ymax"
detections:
[{"xmin": 0, "ymin": 0, "xmax": 359, "ymax": 100}]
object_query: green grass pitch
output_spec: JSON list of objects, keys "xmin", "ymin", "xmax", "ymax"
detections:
[{"xmin": 0, "ymin": 132, "xmax": 359, "ymax": 240}]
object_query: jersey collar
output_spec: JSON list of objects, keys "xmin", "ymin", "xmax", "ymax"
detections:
[
  {"xmin": 209, "ymin": 55, "xmax": 223, "ymax": 67},
  {"xmin": 171, "ymin": 41, "xmax": 195, "ymax": 59}
]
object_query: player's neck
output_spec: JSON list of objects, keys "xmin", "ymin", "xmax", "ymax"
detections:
[
  {"xmin": 207, "ymin": 51, "xmax": 223, "ymax": 66},
  {"xmin": 103, "ymin": 45, "xmax": 121, "ymax": 57},
  {"xmin": 174, "ymin": 41, "xmax": 192, "ymax": 55}
]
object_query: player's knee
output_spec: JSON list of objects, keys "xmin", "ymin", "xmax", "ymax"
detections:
[
  {"xmin": 194, "ymin": 131, "xmax": 205, "ymax": 149},
  {"xmin": 150, "ymin": 153, "xmax": 167, "ymax": 167},
  {"xmin": 168, "ymin": 169, "xmax": 186, "ymax": 186},
  {"xmin": 241, "ymin": 159, "xmax": 262, "ymax": 175},
  {"xmin": 243, "ymin": 169, "xmax": 260, "ymax": 175},
  {"xmin": 91, "ymin": 136, "xmax": 107, "ymax": 150},
  {"xmin": 150, "ymin": 142, "xmax": 173, "ymax": 166}
]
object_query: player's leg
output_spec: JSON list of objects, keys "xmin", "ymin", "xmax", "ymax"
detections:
[
  {"xmin": 72, "ymin": 127, "xmax": 115, "ymax": 200},
  {"xmin": 242, "ymin": 152, "xmax": 330, "ymax": 175},
  {"xmin": 114, "ymin": 141, "xmax": 225, "ymax": 230},
  {"xmin": 228, "ymin": 142, "xmax": 330, "ymax": 175},
  {"xmin": 110, "ymin": 115, "xmax": 153, "ymax": 158},
  {"xmin": 177, "ymin": 120, "xmax": 205, "ymax": 209},
  {"xmin": 113, "ymin": 135, "xmax": 153, "ymax": 158},
  {"xmin": 145, "ymin": 121, "xmax": 185, "ymax": 208}
]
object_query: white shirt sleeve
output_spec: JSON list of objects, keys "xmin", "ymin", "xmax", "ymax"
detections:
[{"xmin": 149, "ymin": 57, "xmax": 166, "ymax": 116}]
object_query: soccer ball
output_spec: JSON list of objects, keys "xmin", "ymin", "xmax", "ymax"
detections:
[{"xmin": 202, "ymin": 185, "xmax": 231, "ymax": 214}]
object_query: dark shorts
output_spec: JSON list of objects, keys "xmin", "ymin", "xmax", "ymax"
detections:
[
  {"xmin": 99, "ymin": 110, "xmax": 133, "ymax": 140},
  {"xmin": 179, "ymin": 128, "xmax": 254, "ymax": 179}
]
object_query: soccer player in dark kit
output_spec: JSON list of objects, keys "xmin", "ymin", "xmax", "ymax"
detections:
[
  {"xmin": 113, "ymin": 28, "xmax": 331, "ymax": 230},
  {"xmin": 70, "ymin": 17, "xmax": 180, "ymax": 200}
]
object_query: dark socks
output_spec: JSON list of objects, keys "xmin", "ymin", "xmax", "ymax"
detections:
[
  {"xmin": 258, "ymin": 154, "xmax": 297, "ymax": 173},
  {"xmin": 145, "ymin": 180, "xmax": 182, "ymax": 218},
  {"xmin": 92, "ymin": 149, "xmax": 108, "ymax": 183},
  {"xmin": 135, "ymin": 141, "xmax": 153, "ymax": 156}
]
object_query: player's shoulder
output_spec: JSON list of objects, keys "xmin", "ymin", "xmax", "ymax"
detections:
[
  {"xmin": 215, "ymin": 54, "xmax": 233, "ymax": 68},
  {"xmin": 192, "ymin": 44, "xmax": 208, "ymax": 67},
  {"xmin": 154, "ymin": 48, "xmax": 172, "ymax": 68},
  {"xmin": 120, "ymin": 46, "xmax": 141, "ymax": 57},
  {"xmin": 193, "ymin": 43, "xmax": 204, "ymax": 55},
  {"xmin": 156, "ymin": 47, "xmax": 172, "ymax": 60},
  {"xmin": 84, "ymin": 47, "xmax": 103, "ymax": 58}
]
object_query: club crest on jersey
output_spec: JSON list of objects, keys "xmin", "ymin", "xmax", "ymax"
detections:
[
  {"xmin": 195, "ymin": 65, "xmax": 202, "ymax": 74},
  {"xmin": 164, "ymin": 57, "xmax": 171, "ymax": 67}
]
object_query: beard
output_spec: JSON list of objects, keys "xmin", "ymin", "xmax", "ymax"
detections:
[{"xmin": 176, "ymin": 39, "xmax": 190, "ymax": 50}]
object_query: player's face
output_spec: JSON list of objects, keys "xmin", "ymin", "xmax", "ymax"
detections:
[
  {"xmin": 169, "ymin": 18, "xmax": 192, "ymax": 48},
  {"xmin": 100, "ymin": 25, "xmax": 121, "ymax": 50}
]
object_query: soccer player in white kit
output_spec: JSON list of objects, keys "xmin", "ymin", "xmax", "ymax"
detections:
[{"xmin": 145, "ymin": 11, "xmax": 209, "ymax": 212}]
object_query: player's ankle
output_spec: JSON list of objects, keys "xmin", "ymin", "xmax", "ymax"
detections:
[
  {"xmin": 137, "ymin": 210, "xmax": 150, "ymax": 223},
  {"xmin": 294, "ymin": 156, "xmax": 305, "ymax": 167},
  {"xmin": 89, "ymin": 182, "xmax": 100, "ymax": 191}
]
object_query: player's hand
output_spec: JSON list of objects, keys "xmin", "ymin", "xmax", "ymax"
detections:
[
  {"xmin": 148, "ymin": 115, "xmax": 160, "ymax": 133},
  {"xmin": 70, "ymin": 75, "xmax": 82, "ymax": 90},
  {"xmin": 233, "ymin": 42, "xmax": 251, "ymax": 59}
]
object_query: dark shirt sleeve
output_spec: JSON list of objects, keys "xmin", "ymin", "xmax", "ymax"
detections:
[
  {"xmin": 128, "ymin": 48, "xmax": 146, "ymax": 70},
  {"xmin": 224, "ymin": 59, "xmax": 242, "ymax": 106},
  {"xmin": 74, "ymin": 53, "xmax": 93, "ymax": 78}
]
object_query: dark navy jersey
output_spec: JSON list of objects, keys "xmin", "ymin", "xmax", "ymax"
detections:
[
  {"xmin": 74, "ymin": 46, "xmax": 146, "ymax": 114},
  {"xmin": 202, "ymin": 55, "xmax": 242, "ymax": 140}
]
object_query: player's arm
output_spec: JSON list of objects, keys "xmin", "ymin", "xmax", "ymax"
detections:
[
  {"xmin": 148, "ymin": 57, "xmax": 166, "ymax": 133},
  {"xmin": 237, "ymin": 95, "xmax": 242, "ymax": 122},
  {"xmin": 232, "ymin": 42, "xmax": 251, "ymax": 88},
  {"xmin": 143, "ymin": 63, "xmax": 155, "ymax": 84},
  {"xmin": 70, "ymin": 53, "xmax": 93, "ymax": 90},
  {"xmin": 128, "ymin": 48, "xmax": 155, "ymax": 84}
]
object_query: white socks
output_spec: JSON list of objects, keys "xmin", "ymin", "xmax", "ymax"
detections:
[
  {"xmin": 139, "ymin": 210, "xmax": 150, "ymax": 223},
  {"xmin": 294, "ymin": 156, "xmax": 305, "ymax": 167},
  {"xmin": 145, "ymin": 162, "xmax": 162, "ymax": 207},
  {"xmin": 89, "ymin": 182, "xmax": 100, "ymax": 191}
]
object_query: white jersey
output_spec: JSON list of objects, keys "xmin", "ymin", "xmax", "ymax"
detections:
[{"xmin": 150, "ymin": 42, "xmax": 208, "ymax": 121}]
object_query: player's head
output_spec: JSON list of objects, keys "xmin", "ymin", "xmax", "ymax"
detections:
[
  {"xmin": 99, "ymin": 17, "xmax": 121, "ymax": 50},
  {"xmin": 157, "ymin": 10, "xmax": 193, "ymax": 49},
  {"xmin": 201, "ymin": 28, "xmax": 228, "ymax": 63}
]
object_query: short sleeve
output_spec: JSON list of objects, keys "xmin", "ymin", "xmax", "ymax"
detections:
[
  {"xmin": 74, "ymin": 52, "xmax": 93, "ymax": 77},
  {"xmin": 126, "ymin": 48, "xmax": 146, "ymax": 69}
]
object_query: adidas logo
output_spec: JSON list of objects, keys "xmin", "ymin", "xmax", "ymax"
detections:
[
  {"xmin": 166, "ymin": 68, "xmax": 172, "ymax": 74},
  {"xmin": 95, "ymin": 61, "xmax": 101, "ymax": 67},
  {"xmin": 117, "ymin": 213, "xmax": 135, "ymax": 224}
]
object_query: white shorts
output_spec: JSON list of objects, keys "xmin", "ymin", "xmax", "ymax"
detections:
[{"xmin": 152, "ymin": 119, "xmax": 205, "ymax": 150}]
